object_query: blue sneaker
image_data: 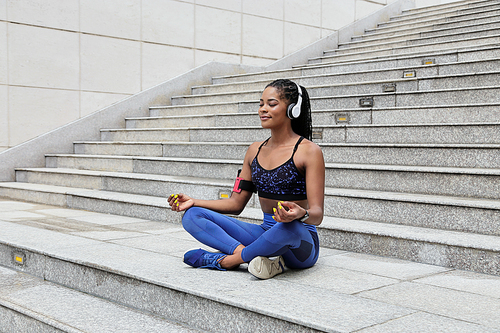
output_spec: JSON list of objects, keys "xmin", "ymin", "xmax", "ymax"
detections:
[{"xmin": 183, "ymin": 249, "xmax": 227, "ymax": 271}]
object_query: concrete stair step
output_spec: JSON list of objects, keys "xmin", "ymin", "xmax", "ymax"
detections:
[
  {"xmin": 342, "ymin": 20, "xmax": 500, "ymax": 50},
  {"xmin": 215, "ymin": 46, "xmax": 500, "ymax": 84},
  {"xmin": 74, "ymin": 140, "xmax": 500, "ymax": 169},
  {"xmin": 149, "ymin": 100, "xmax": 255, "ymax": 117},
  {"xmin": 0, "ymin": 218, "xmax": 424, "ymax": 332},
  {"xmin": 98, "ymin": 121, "xmax": 500, "ymax": 144},
  {"xmin": 310, "ymin": 86, "xmax": 500, "ymax": 110},
  {"xmin": 194, "ymin": 58, "xmax": 500, "ymax": 96},
  {"xmin": 0, "ymin": 184, "xmax": 499, "ymax": 276},
  {"xmin": 324, "ymin": 187, "xmax": 500, "ymax": 237},
  {"xmin": 0, "ymin": 266, "xmax": 197, "ymax": 333},
  {"xmin": 173, "ymin": 72, "xmax": 500, "ymax": 106},
  {"xmin": 17, "ymin": 161, "xmax": 500, "ymax": 201}
]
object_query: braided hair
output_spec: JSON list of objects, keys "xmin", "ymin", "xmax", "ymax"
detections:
[{"xmin": 265, "ymin": 79, "xmax": 313, "ymax": 141}]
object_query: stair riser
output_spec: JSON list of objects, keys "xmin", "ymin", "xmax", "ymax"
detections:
[
  {"xmin": 326, "ymin": 168, "xmax": 500, "ymax": 200},
  {"xmin": 324, "ymin": 195, "xmax": 500, "ymax": 236},
  {"xmin": 0, "ymin": 243, "xmax": 318, "ymax": 332},
  {"xmin": 324, "ymin": 35, "xmax": 500, "ymax": 60},
  {"xmin": 371, "ymin": 105, "xmax": 500, "ymax": 125},
  {"xmin": 341, "ymin": 123, "xmax": 500, "ymax": 144},
  {"xmin": 127, "ymin": 114, "xmax": 260, "ymax": 129},
  {"xmin": 323, "ymin": 145, "xmax": 500, "ymax": 169},
  {"xmin": 74, "ymin": 143, "xmax": 165, "ymax": 157},
  {"xmin": 45, "ymin": 156, "xmax": 242, "ymax": 180},
  {"xmin": 319, "ymin": 228, "xmax": 500, "ymax": 275},
  {"xmin": 313, "ymin": 87, "xmax": 500, "ymax": 110},
  {"xmin": 0, "ymin": 305, "xmax": 65, "ymax": 333},
  {"xmin": 76, "ymin": 142, "xmax": 500, "ymax": 169},
  {"xmin": 150, "ymin": 101, "xmax": 254, "ymax": 117},
  {"xmin": 100, "ymin": 127, "xmax": 270, "ymax": 143}
]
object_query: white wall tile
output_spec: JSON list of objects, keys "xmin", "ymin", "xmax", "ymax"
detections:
[
  {"xmin": 8, "ymin": 86, "xmax": 79, "ymax": 146},
  {"xmin": 242, "ymin": 0, "xmax": 283, "ymax": 20},
  {"xmin": 195, "ymin": 50, "xmax": 241, "ymax": 67},
  {"xmin": 356, "ymin": 0, "xmax": 384, "ymax": 20},
  {"xmin": 196, "ymin": 0, "xmax": 241, "ymax": 12},
  {"xmin": 80, "ymin": 91, "xmax": 131, "ymax": 117},
  {"xmin": 242, "ymin": 15, "xmax": 283, "ymax": 59},
  {"xmin": 0, "ymin": 84, "xmax": 7, "ymax": 149},
  {"xmin": 80, "ymin": 0, "xmax": 141, "ymax": 40},
  {"xmin": 142, "ymin": 0, "xmax": 194, "ymax": 47},
  {"xmin": 285, "ymin": 0, "xmax": 322, "ymax": 27},
  {"xmin": 6, "ymin": 0, "xmax": 79, "ymax": 31},
  {"xmin": 80, "ymin": 34, "xmax": 141, "ymax": 94},
  {"xmin": 0, "ymin": 22, "xmax": 6, "ymax": 85},
  {"xmin": 284, "ymin": 22, "xmax": 322, "ymax": 56},
  {"xmin": 195, "ymin": 6, "xmax": 241, "ymax": 54},
  {"xmin": 8, "ymin": 24, "xmax": 80, "ymax": 89},
  {"xmin": 322, "ymin": 0, "xmax": 356, "ymax": 30},
  {"xmin": 0, "ymin": 0, "xmax": 7, "ymax": 21},
  {"xmin": 142, "ymin": 43, "xmax": 195, "ymax": 90}
]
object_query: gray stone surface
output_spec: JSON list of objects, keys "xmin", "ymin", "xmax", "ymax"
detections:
[{"xmin": 0, "ymin": 198, "xmax": 499, "ymax": 332}]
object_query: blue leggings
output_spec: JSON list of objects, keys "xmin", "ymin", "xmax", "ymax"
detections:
[{"xmin": 181, "ymin": 207, "xmax": 319, "ymax": 269}]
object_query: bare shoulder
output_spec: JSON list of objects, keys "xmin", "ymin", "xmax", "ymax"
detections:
[
  {"xmin": 299, "ymin": 138, "xmax": 323, "ymax": 158},
  {"xmin": 295, "ymin": 138, "xmax": 324, "ymax": 170}
]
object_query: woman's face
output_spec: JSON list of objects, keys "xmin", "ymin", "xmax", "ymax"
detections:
[{"xmin": 259, "ymin": 86, "xmax": 290, "ymax": 128}]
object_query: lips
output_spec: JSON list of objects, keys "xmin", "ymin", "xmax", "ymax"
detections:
[{"xmin": 260, "ymin": 115, "xmax": 271, "ymax": 120}]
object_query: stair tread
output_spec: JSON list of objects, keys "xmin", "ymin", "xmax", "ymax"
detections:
[{"xmin": 0, "ymin": 266, "xmax": 196, "ymax": 333}]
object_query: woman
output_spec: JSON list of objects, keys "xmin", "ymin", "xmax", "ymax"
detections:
[{"xmin": 167, "ymin": 79, "xmax": 325, "ymax": 279}]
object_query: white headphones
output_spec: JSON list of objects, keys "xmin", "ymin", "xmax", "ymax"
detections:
[{"xmin": 286, "ymin": 82, "xmax": 303, "ymax": 119}]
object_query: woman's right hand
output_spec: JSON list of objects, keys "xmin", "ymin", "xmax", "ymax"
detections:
[{"xmin": 167, "ymin": 193, "xmax": 194, "ymax": 212}]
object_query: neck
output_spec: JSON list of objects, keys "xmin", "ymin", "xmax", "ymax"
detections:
[{"xmin": 269, "ymin": 126, "xmax": 298, "ymax": 146}]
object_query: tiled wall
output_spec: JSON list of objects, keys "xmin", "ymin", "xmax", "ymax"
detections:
[{"xmin": 0, "ymin": 0, "xmax": 459, "ymax": 151}]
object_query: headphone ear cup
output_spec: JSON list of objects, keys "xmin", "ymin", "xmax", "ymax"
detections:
[{"xmin": 287, "ymin": 103, "xmax": 296, "ymax": 119}]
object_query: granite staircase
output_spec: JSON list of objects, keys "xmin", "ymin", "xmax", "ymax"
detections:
[{"xmin": 1, "ymin": 0, "xmax": 500, "ymax": 331}]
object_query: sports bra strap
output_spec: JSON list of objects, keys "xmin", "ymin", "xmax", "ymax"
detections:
[
  {"xmin": 255, "ymin": 137, "xmax": 270, "ymax": 158},
  {"xmin": 255, "ymin": 136, "xmax": 304, "ymax": 159},
  {"xmin": 292, "ymin": 137, "xmax": 305, "ymax": 157}
]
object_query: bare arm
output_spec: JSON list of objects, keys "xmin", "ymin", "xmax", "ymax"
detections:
[{"xmin": 167, "ymin": 142, "xmax": 260, "ymax": 215}]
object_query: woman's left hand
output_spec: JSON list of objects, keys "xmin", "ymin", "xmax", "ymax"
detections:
[{"xmin": 272, "ymin": 201, "xmax": 307, "ymax": 223}]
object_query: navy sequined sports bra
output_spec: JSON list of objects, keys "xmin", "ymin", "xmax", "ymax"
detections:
[{"xmin": 251, "ymin": 137, "xmax": 307, "ymax": 201}]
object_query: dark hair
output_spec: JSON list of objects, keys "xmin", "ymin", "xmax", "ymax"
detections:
[{"xmin": 265, "ymin": 79, "xmax": 313, "ymax": 141}]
